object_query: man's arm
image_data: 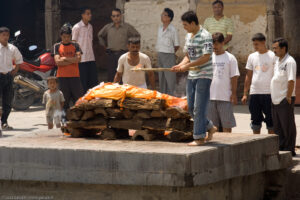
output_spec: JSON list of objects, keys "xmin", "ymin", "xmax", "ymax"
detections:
[
  {"xmin": 174, "ymin": 46, "xmax": 180, "ymax": 52},
  {"xmin": 98, "ymin": 25, "xmax": 108, "ymax": 48},
  {"xmin": 172, "ymin": 54, "xmax": 211, "ymax": 72},
  {"xmin": 54, "ymin": 55, "xmax": 72, "ymax": 66},
  {"xmin": 230, "ymin": 76, "xmax": 238, "ymax": 105},
  {"xmin": 286, "ymin": 80, "xmax": 295, "ymax": 104},
  {"xmin": 72, "ymin": 26, "xmax": 79, "ymax": 42},
  {"xmin": 241, "ymin": 70, "xmax": 253, "ymax": 104},
  {"xmin": 113, "ymin": 72, "xmax": 122, "ymax": 83},
  {"xmin": 63, "ymin": 52, "xmax": 81, "ymax": 64},
  {"xmin": 147, "ymin": 71, "xmax": 155, "ymax": 90}
]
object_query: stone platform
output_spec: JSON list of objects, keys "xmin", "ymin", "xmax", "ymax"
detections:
[{"xmin": 0, "ymin": 130, "xmax": 292, "ymax": 200}]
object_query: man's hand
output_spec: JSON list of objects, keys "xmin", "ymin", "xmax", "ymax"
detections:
[
  {"xmin": 171, "ymin": 64, "xmax": 189, "ymax": 72},
  {"xmin": 241, "ymin": 95, "xmax": 248, "ymax": 105},
  {"xmin": 286, "ymin": 96, "xmax": 292, "ymax": 104},
  {"xmin": 230, "ymin": 94, "xmax": 238, "ymax": 105}
]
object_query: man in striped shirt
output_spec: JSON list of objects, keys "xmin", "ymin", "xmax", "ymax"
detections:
[
  {"xmin": 203, "ymin": 0, "xmax": 234, "ymax": 50},
  {"xmin": 172, "ymin": 11, "xmax": 217, "ymax": 146}
]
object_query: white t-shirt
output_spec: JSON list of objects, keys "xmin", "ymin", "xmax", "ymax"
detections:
[
  {"xmin": 271, "ymin": 53, "xmax": 297, "ymax": 105},
  {"xmin": 246, "ymin": 50, "xmax": 275, "ymax": 94},
  {"xmin": 117, "ymin": 52, "xmax": 152, "ymax": 87},
  {"xmin": 210, "ymin": 51, "xmax": 240, "ymax": 101}
]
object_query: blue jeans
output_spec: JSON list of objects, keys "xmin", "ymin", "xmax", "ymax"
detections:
[{"xmin": 187, "ymin": 78, "xmax": 214, "ymax": 139}]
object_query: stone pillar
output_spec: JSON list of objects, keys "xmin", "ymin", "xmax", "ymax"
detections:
[
  {"xmin": 266, "ymin": 0, "xmax": 283, "ymax": 48},
  {"xmin": 45, "ymin": 0, "xmax": 61, "ymax": 50}
]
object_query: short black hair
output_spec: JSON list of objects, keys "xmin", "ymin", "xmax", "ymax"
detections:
[
  {"xmin": 273, "ymin": 37, "xmax": 288, "ymax": 53},
  {"xmin": 60, "ymin": 25, "xmax": 72, "ymax": 35},
  {"xmin": 81, "ymin": 7, "xmax": 91, "ymax": 15},
  {"xmin": 212, "ymin": 32, "xmax": 224, "ymax": 43},
  {"xmin": 181, "ymin": 11, "xmax": 199, "ymax": 25},
  {"xmin": 212, "ymin": 0, "xmax": 224, "ymax": 7},
  {"xmin": 112, "ymin": 8, "xmax": 122, "ymax": 14},
  {"xmin": 252, "ymin": 33, "xmax": 266, "ymax": 42},
  {"xmin": 128, "ymin": 37, "xmax": 140, "ymax": 45},
  {"xmin": 164, "ymin": 8, "xmax": 174, "ymax": 21},
  {"xmin": 0, "ymin": 27, "xmax": 10, "ymax": 34}
]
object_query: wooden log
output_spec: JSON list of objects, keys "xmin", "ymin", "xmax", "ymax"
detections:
[
  {"xmin": 76, "ymin": 98, "xmax": 116, "ymax": 110},
  {"xmin": 118, "ymin": 98, "xmax": 166, "ymax": 110},
  {"xmin": 122, "ymin": 108, "xmax": 134, "ymax": 119},
  {"xmin": 132, "ymin": 130, "xmax": 155, "ymax": 141},
  {"xmin": 67, "ymin": 118, "xmax": 107, "ymax": 129},
  {"xmin": 150, "ymin": 110, "xmax": 166, "ymax": 118},
  {"xmin": 109, "ymin": 119, "xmax": 143, "ymax": 130},
  {"xmin": 94, "ymin": 107, "xmax": 108, "ymax": 118},
  {"xmin": 81, "ymin": 110, "xmax": 95, "ymax": 121},
  {"xmin": 66, "ymin": 109, "xmax": 83, "ymax": 121},
  {"xmin": 168, "ymin": 119, "xmax": 193, "ymax": 132},
  {"xmin": 166, "ymin": 107, "xmax": 190, "ymax": 119},
  {"xmin": 106, "ymin": 108, "xmax": 123, "ymax": 118},
  {"xmin": 101, "ymin": 128, "xmax": 116, "ymax": 140},
  {"xmin": 69, "ymin": 128, "xmax": 99, "ymax": 138},
  {"xmin": 142, "ymin": 118, "xmax": 168, "ymax": 130},
  {"xmin": 134, "ymin": 110, "xmax": 151, "ymax": 119},
  {"xmin": 113, "ymin": 128, "xmax": 130, "ymax": 139},
  {"xmin": 166, "ymin": 131, "xmax": 193, "ymax": 142}
]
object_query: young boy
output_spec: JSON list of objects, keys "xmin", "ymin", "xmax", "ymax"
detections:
[
  {"xmin": 208, "ymin": 32, "xmax": 240, "ymax": 133},
  {"xmin": 42, "ymin": 77, "xmax": 65, "ymax": 129},
  {"xmin": 54, "ymin": 25, "xmax": 84, "ymax": 111}
]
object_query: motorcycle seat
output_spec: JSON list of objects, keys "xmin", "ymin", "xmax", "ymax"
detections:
[{"xmin": 24, "ymin": 58, "xmax": 41, "ymax": 67}]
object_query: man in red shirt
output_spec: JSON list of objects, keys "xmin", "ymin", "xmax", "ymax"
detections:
[{"xmin": 53, "ymin": 25, "xmax": 84, "ymax": 111}]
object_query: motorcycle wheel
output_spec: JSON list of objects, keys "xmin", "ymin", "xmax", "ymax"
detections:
[{"xmin": 12, "ymin": 87, "xmax": 35, "ymax": 111}]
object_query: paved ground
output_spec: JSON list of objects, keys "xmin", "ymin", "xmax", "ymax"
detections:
[{"xmin": 3, "ymin": 104, "xmax": 300, "ymax": 148}]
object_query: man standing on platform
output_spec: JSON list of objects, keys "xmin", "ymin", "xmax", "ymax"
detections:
[
  {"xmin": 98, "ymin": 8, "xmax": 140, "ymax": 82},
  {"xmin": 203, "ymin": 0, "xmax": 234, "ymax": 50},
  {"xmin": 271, "ymin": 38, "xmax": 297, "ymax": 156},
  {"xmin": 72, "ymin": 7, "xmax": 98, "ymax": 93},
  {"xmin": 156, "ymin": 8, "xmax": 180, "ymax": 95},
  {"xmin": 172, "ymin": 11, "xmax": 217, "ymax": 146}
]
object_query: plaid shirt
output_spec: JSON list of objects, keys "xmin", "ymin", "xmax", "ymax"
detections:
[{"xmin": 184, "ymin": 26, "xmax": 213, "ymax": 79}]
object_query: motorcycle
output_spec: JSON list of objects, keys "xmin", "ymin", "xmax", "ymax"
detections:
[{"xmin": 11, "ymin": 30, "xmax": 56, "ymax": 110}]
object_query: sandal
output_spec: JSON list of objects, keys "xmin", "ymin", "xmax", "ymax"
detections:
[
  {"xmin": 206, "ymin": 126, "xmax": 217, "ymax": 141},
  {"xmin": 2, "ymin": 123, "xmax": 13, "ymax": 130}
]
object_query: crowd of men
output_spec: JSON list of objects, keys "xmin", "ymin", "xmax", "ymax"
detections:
[{"xmin": 0, "ymin": 0, "xmax": 297, "ymax": 155}]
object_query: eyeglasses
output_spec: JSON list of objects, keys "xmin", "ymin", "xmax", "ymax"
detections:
[{"xmin": 112, "ymin": 15, "xmax": 120, "ymax": 18}]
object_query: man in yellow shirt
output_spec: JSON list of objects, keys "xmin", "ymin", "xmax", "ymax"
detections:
[{"xmin": 203, "ymin": 0, "xmax": 234, "ymax": 50}]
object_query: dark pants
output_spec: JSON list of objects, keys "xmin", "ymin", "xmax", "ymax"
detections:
[
  {"xmin": 249, "ymin": 94, "xmax": 273, "ymax": 131},
  {"xmin": 272, "ymin": 97, "xmax": 297, "ymax": 152},
  {"xmin": 106, "ymin": 50, "xmax": 126, "ymax": 82},
  {"xmin": 0, "ymin": 73, "xmax": 14, "ymax": 125},
  {"xmin": 58, "ymin": 77, "xmax": 84, "ymax": 111},
  {"xmin": 79, "ymin": 61, "xmax": 98, "ymax": 93}
]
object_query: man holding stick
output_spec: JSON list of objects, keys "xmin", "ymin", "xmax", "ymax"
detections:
[{"xmin": 171, "ymin": 11, "xmax": 217, "ymax": 146}]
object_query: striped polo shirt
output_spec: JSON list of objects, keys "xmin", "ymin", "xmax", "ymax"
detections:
[
  {"xmin": 184, "ymin": 26, "xmax": 213, "ymax": 80},
  {"xmin": 203, "ymin": 16, "xmax": 234, "ymax": 49}
]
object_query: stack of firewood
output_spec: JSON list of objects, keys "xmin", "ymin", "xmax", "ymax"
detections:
[{"xmin": 64, "ymin": 97, "xmax": 193, "ymax": 142}]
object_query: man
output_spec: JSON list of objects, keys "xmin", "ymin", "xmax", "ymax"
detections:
[
  {"xmin": 271, "ymin": 38, "xmax": 297, "ymax": 156},
  {"xmin": 98, "ymin": 8, "xmax": 140, "ymax": 82},
  {"xmin": 54, "ymin": 25, "xmax": 84, "ymax": 111},
  {"xmin": 172, "ymin": 11, "xmax": 217, "ymax": 146},
  {"xmin": 208, "ymin": 32, "xmax": 239, "ymax": 133},
  {"xmin": 241, "ymin": 33, "xmax": 275, "ymax": 134},
  {"xmin": 114, "ymin": 37, "xmax": 155, "ymax": 89},
  {"xmin": 156, "ymin": 8, "xmax": 180, "ymax": 95},
  {"xmin": 72, "ymin": 7, "xmax": 98, "ymax": 93},
  {"xmin": 203, "ymin": 0, "xmax": 234, "ymax": 50},
  {"xmin": 0, "ymin": 27, "xmax": 23, "ymax": 130}
]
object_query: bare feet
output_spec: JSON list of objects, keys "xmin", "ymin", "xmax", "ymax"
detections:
[
  {"xmin": 206, "ymin": 126, "xmax": 217, "ymax": 141},
  {"xmin": 188, "ymin": 138, "xmax": 206, "ymax": 146}
]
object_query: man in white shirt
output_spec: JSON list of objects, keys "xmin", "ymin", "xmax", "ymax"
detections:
[
  {"xmin": 156, "ymin": 8, "xmax": 179, "ymax": 95},
  {"xmin": 208, "ymin": 33, "xmax": 239, "ymax": 133},
  {"xmin": 72, "ymin": 7, "xmax": 98, "ymax": 93},
  {"xmin": 114, "ymin": 37, "xmax": 155, "ymax": 89},
  {"xmin": 0, "ymin": 27, "xmax": 23, "ymax": 130},
  {"xmin": 271, "ymin": 38, "xmax": 297, "ymax": 156},
  {"xmin": 241, "ymin": 33, "xmax": 275, "ymax": 134}
]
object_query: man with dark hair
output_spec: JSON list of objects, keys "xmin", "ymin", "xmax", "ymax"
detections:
[
  {"xmin": 54, "ymin": 25, "xmax": 84, "ymax": 112},
  {"xmin": 208, "ymin": 32, "xmax": 239, "ymax": 133},
  {"xmin": 172, "ymin": 11, "xmax": 217, "ymax": 146},
  {"xmin": 156, "ymin": 8, "xmax": 179, "ymax": 95},
  {"xmin": 203, "ymin": 0, "xmax": 233, "ymax": 50},
  {"xmin": 114, "ymin": 37, "xmax": 155, "ymax": 89},
  {"xmin": 72, "ymin": 7, "xmax": 98, "ymax": 93},
  {"xmin": 0, "ymin": 27, "xmax": 23, "ymax": 130},
  {"xmin": 271, "ymin": 38, "xmax": 297, "ymax": 156},
  {"xmin": 98, "ymin": 8, "xmax": 140, "ymax": 82},
  {"xmin": 242, "ymin": 33, "xmax": 275, "ymax": 134}
]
